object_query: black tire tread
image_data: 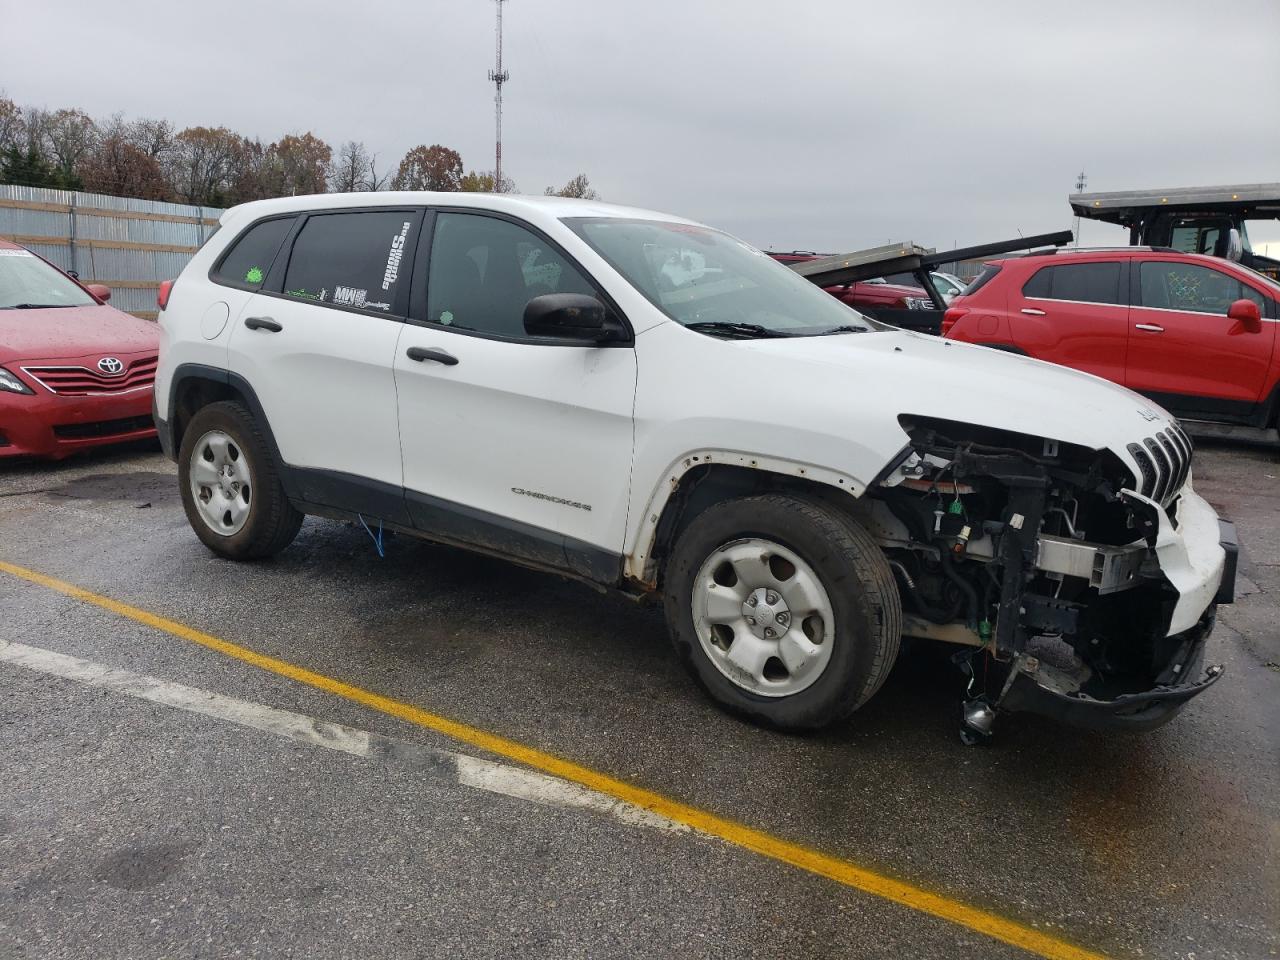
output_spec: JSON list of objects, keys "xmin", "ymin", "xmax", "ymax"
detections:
[
  {"xmin": 664, "ymin": 492, "xmax": 902, "ymax": 729},
  {"xmin": 179, "ymin": 401, "xmax": 302, "ymax": 560}
]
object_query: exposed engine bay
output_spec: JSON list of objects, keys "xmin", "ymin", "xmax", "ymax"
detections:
[{"xmin": 854, "ymin": 415, "xmax": 1233, "ymax": 740}]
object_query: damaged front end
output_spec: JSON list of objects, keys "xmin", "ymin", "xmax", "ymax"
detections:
[{"xmin": 857, "ymin": 415, "xmax": 1235, "ymax": 736}]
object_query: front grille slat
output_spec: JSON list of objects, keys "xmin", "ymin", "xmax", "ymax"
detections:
[
  {"xmin": 1160, "ymin": 431, "xmax": 1187, "ymax": 494},
  {"xmin": 1127, "ymin": 443, "xmax": 1156, "ymax": 498},
  {"xmin": 22, "ymin": 356, "xmax": 157, "ymax": 396},
  {"xmin": 1144, "ymin": 437, "xmax": 1172, "ymax": 503}
]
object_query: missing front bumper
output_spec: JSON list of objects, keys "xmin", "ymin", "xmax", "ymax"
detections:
[{"xmin": 998, "ymin": 609, "xmax": 1223, "ymax": 731}]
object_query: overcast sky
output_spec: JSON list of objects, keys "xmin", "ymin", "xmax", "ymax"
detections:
[{"xmin": 4, "ymin": 0, "xmax": 1279, "ymax": 253}]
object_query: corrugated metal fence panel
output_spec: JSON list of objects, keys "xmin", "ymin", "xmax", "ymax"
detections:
[{"xmin": 0, "ymin": 184, "xmax": 225, "ymax": 319}]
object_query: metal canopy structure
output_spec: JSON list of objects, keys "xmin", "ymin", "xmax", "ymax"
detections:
[
  {"xmin": 1070, "ymin": 183, "xmax": 1280, "ymax": 227},
  {"xmin": 789, "ymin": 230, "xmax": 1074, "ymax": 294},
  {"xmin": 779, "ymin": 230, "xmax": 1074, "ymax": 334}
]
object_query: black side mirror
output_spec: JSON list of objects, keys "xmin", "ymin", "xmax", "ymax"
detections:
[{"xmin": 523, "ymin": 293, "xmax": 621, "ymax": 341}]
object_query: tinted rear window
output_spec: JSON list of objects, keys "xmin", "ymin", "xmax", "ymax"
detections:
[
  {"xmin": 963, "ymin": 263, "xmax": 1002, "ymax": 296},
  {"xmin": 213, "ymin": 217, "xmax": 295, "ymax": 290},
  {"xmin": 282, "ymin": 211, "xmax": 416, "ymax": 314},
  {"xmin": 1023, "ymin": 262, "xmax": 1122, "ymax": 305}
]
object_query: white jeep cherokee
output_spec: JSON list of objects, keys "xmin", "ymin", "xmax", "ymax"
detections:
[{"xmin": 153, "ymin": 193, "xmax": 1236, "ymax": 736}]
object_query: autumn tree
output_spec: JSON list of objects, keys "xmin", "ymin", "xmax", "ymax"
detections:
[
  {"xmin": 79, "ymin": 135, "xmax": 170, "ymax": 199},
  {"xmin": 460, "ymin": 169, "xmax": 517, "ymax": 193},
  {"xmin": 544, "ymin": 173, "xmax": 598, "ymax": 200},
  {"xmin": 262, "ymin": 132, "xmax": 332, "ymax": 197},
  {"xmin": 391, "ymin": 144, "xmax": 463, "ymax": 191},
  {"xmin": 0, "ymin": 94, "xmax": 21, "ymax": 152}
]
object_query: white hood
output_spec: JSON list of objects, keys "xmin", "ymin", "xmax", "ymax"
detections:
[{"xmin": 737, "ymin": 329, "xmax": 1177, "ymax": 476}]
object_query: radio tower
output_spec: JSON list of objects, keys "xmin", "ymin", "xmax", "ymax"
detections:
[
  {"xmin": 1075, "ymin": 171, "xmax": 1085, "ymax": 249},
  {"xmin": 488, "ymin": 0, "xmax": 510, "ymax": 193}
]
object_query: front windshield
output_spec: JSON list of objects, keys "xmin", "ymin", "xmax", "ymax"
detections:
[
  {"xmin": 564, "ymin": 217, "xmax": 880, "ymax": 336},
  {"xmin": 0, "ymin": 249, "xmax": 95, "ymax": 309}
]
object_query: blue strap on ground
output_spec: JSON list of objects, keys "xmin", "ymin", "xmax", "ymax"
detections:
[{"xmin": 357, "ymin": 514, "xmax": 384, "ymax": 558}]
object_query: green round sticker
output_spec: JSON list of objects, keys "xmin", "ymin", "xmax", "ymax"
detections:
[
  {"xmin": 440, "ymin": 310, "xmax": 454, "ymax": 326},
  {"xmin": 245, "ymin": 266, "xmax": 264, "ymax": 285}
]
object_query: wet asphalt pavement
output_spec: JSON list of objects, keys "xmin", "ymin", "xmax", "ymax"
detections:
[{"xmin": 0, "ymin": 439, "xmax": 1276, "ymax": 959}]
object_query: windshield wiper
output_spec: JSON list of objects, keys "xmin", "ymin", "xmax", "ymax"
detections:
[
  {"xmin": 817, "ymin": 325, "xmax": 869, "ymax": 335},
  {"xmin": 5, "ymin": 303, "xmax": 73, "ymax": 309},
  {"xmin": 684, "ymin": 321, "xmax": 793, "ymax": 339}
]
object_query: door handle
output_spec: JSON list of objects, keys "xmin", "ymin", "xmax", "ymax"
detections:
[
  {"xmin": 406, "ymin": 346, "xmax": 459, "ymax": 366},
  {"xmin": 1020, "ymin": 307, "xmax": 1046, "ymax": 316},
  {"xmin": 244, "ymin": 316, "xmax": 282, "ymax": 332},
  {"xmin": 1134, "ymin": 323, "xmax": 1165, "ymax": 333}
]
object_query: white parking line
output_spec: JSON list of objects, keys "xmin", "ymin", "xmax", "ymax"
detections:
[{"xmin": 0, "ymin": 639, "xmax": 685, "ymax": 834}]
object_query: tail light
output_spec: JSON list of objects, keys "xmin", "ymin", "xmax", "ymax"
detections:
[
  {"xmin": 157, "ymin": 279, "xmax": 176, "ymax": 311},
  {"xmin": 941, "ymin": 306, "xmax": 969, "ymax": 337}
]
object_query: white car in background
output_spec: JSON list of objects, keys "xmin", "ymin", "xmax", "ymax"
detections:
[
  {"xmin": 930, "ymin": 271, "xmax": 968, "ymax": 302},
  {"xmin": 152, "ymin": 192, "xmax": 1233, "ymax": 739}
]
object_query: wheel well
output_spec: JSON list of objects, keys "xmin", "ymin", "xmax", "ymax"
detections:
[
  {"xmin": 646, "ymin": 463, "xmax": 856, "ymax": 587},
  {"xmin": 172, "ymin": 376, "xmax": 249, "ymax": 453}
]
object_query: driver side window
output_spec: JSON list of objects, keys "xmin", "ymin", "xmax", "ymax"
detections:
[
  {"xmin": 1138, "ymin": 261, "xmax": 1256, "ymax": 315},
  {"xmin": 426, "ymin": 212, "xmax": 596, "ymax": 338}
]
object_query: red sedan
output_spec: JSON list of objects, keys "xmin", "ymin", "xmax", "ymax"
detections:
[{"xmin": 0, "ymin": 241, "xmax": 159, "ymax": 459}]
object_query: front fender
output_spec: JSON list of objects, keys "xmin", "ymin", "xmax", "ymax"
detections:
[{"xmin": 623, "ymin": 449, "xmax": 870, "ymax": 584}]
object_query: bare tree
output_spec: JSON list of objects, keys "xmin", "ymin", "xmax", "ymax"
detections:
[
  {"xmin": 167, "ymin": 126, "xmax": 245, "ymax": 206},
  {"xmin": 391, "ymin": 144, "xmax": 463, "ymax": 191},
  {"xmin": 544, "ymin": 173, "xmax": 599, "ymax": 200},
  {"xmin": 365, "ymin": 152, "xmax": 390, "ymax": 191},
  {"xmin": 41, "ymin": 108, "xmax": 98, "ymax": 179},
  {"xmin": 330, "ymin": 140, "xmax": 371, "ymax": 192},
  {"xmin": 126, "ymin": 117, "xmax": 174, "ymax": 160}
]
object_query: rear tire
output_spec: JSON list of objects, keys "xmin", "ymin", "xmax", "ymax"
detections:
[
  {"xmin": 663, "ymin": 494, "xmax": 902, "ymax": 731},
  {"xmin": 178, "ymin": 401, "xmax": 302, "ymax": 560}
]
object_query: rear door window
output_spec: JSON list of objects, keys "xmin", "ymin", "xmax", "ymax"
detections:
[
  {"xmin": 1023, "ymin": 262, "xmax": 1122, "ymax": 304},
  {"xmin": 282, "ymin": 210, "xmax": 418, "ymax": 315},
  {"xmin": 213, "ymin": 217, "xmax": 295, "ymax": 290}
]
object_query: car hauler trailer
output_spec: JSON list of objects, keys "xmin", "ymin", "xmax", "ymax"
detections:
[
  {"xmin": 783, "ymin": 231, "xmax": 1074, "ymax": 334},
  {"xmin": 1071, "ymin": 183, "xmax": 1280, "ymax": 278}
]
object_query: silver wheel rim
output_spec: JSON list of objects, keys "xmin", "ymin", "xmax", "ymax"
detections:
[
  {"xmin": 691, "ymin": 538, "xmax": 836, "ymax": 697},
  {"xmin": 188, "ymin": 429, "xmax": 252, "ymax": 537}
]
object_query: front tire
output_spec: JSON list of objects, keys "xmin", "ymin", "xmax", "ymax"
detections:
[
  {"xmin": 178, "ymin": 401, "xmax": 302, "ymax": 560},
  {"xmin": 664, "ymin": 494, "xmax": 901, "ymax": 730}
]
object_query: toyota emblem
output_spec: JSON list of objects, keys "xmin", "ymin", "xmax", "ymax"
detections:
[{"xmin": 97, "ymin": 356, "xmax": 125, "ymax": 376}]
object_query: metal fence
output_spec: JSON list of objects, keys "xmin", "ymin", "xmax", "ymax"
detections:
[{"xmin": 0, "ymin": 184, "xmax": 224, "ymax": 320}]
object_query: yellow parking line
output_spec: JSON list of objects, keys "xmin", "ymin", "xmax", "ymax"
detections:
[{"xmin": 0, "ymin": 558, "xmax": 1109, "ymax": 960}]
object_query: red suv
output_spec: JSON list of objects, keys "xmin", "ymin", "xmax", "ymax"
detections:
[{"xmin": 943, "ymin": 248, "xmax": 1280, "ymax": 432}]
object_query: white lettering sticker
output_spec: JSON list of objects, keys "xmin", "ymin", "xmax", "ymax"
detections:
[
  {"xmin": 333, "ymin": 285, "xmax": 369, "ymax": 308},
  {"xmin": 0, "ymin": 249, "xmax": 35, "ymax": 257},
  {"xmin": 381, "ymin": 221, "xmax": 411, "ymax": 291}
]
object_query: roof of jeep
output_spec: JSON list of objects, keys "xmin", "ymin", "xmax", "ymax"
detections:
[{"xmin": 217, "ymin": 192, "xmax": 701, "ymax": 230}]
